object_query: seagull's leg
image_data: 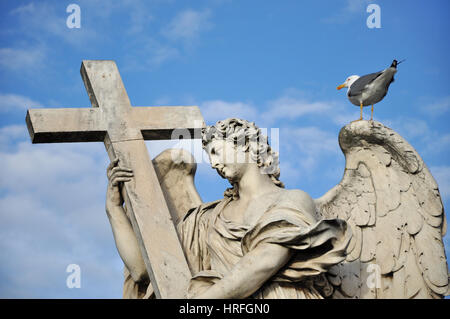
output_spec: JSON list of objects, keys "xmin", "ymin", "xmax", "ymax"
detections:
[
  {"xmin": 351, "ymin": 102, "xmax": 364, "ymax": 123},
  {"xmin": 371, "ymin": 104, "xmax": 374, "ymax": 121},
  {"xmin": 360, "ymin": 102, "xmax": 363, "ymax": 120}
]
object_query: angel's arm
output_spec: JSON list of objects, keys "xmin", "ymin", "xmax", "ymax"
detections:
[
  {"xmin": 105, "ymin": 160, "xmax": 149, "ymax": 283},
  {"xmin": 193, "ymin": 242, "xmax": 293, "ymax": 299},
  {"xmin": 106, "ymin": 206, "xmax": 149, "ymax": 283}
]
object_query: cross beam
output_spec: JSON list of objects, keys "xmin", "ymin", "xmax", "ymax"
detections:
[{"xmin": 26, "ymin": 60, "xmax": 204, "ymax": 298}]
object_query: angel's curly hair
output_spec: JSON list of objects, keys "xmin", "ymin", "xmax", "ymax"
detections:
[{"xmin": 202, "ymin": 118, "xmax": 284, "ymax": 199}]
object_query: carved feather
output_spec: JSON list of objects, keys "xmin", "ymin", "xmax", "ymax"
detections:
[{"xmin": 315, "ymin": 121, "xmax": 449, "ymax": 298}]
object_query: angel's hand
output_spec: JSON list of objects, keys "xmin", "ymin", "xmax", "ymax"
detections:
[{"xmin": 106, "ymin": 157, "xmax": 134, "ymax": 211}]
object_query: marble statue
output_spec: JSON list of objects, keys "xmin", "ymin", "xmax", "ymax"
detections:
[
  {"xmin": 25, "ymin": 60, "xmax": 448, "ymax": 299},
  {"xmin": 105, "ymin": 118, "xmax": 449, "ymax": 299}
]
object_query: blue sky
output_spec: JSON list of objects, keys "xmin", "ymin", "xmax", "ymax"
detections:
[{"xmin": 0, "ymin": 0, "xmax": 449, "ymax": 298}]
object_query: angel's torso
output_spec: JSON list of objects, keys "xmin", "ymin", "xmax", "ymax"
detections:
[
  {"xmin": 202, "ymin": 189, "xmax": 319, "ymax": 273},
  {"xmin": 194, "ymin": 189, "xmax": 327, "ymax": 298}
]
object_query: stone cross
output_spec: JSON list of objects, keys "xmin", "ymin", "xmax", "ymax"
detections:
[{"xmin": 25, "ymin": 60, "xmax": 204, "ymax": 298}]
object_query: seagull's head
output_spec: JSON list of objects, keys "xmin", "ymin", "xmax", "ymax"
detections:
[{"xmin": 337, "ymin": 75, "xmax": 360, "ymax": 90}]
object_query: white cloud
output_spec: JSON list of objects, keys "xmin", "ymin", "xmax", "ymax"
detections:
[
  {"xmin": 0, "ymin": 125, "xmax": 124, "ymax": 297},
  {"xmin": 395, "ymin": 118, "xmax": 431, "ymax": 139},
  {"xmin": 264, "ymin": 96, "xmax": 331, "ymax": 122},
  {"xmin": 0, "ymin": 124, "xmax": 27, "ymax": 138},
  {"xmin": 322, "ymin": 0, "xmax": 371, "ymax": 24},
  {"xmin": 6, "ymin": 2, "xmax": 214, "ymax": 72},
  {"xmin": 0, "ymin": 47, "xmax": 46, "ymax": 71},
  {"xmin": 9, "ymin": 2, "xmax": 35, "ymax": 15},
  {"xmin": 123, "ymin": 1, "xmax": 155, "ymax": 35},
  {"xmin": 428, "ymin": 134, "xmax": 450, "ymax": 152},
  {"xmin": 0, "ymin": 93, "xmax": 41, "ymax": 112},
  {"xmin": 0, "ymin": 191, "xmax": 123, "ymax": 298},
  {"xmin": 200, "ymin": 92, "xmax": 355, "ymax": 128},
  {"xmin": 200, "ymin": 100, "xmax": 259, "ymax": 124},
  {"xmin": 263, "ymin": 88, "xmax": 363, "ymax": 126},
  {"xmin": 280, "ymin": 126, "xmax": 339, "ymax": 169},
  {"xmin": 122, "ymin": 6, "xmax": 215, "ymax": 70},
  {"xmin": 383, "ymin": 116, "xmax": 450, "ymax": 159},
  {"xmin": 288, "ymin": 126, "xmax": 338, "ymax": 153},
  {"xmin": 424, "ymin": 96, "xmax": 450, "ymax": 116},
  {"xmin": 0, "ymin": 125, "xmax": 28, "ymax": 151},
  {"xmin": 345, "ymin": 0, "xmax": 371, "ymax": 13},
  {"xmin": 279, "ymin": 161, "xmax": 302, "ymax": 187},
  {"xmin": 77, "ymin": 0, "xmax": 158, "ymax": 35},
  {"xmin": 162, "ymin": 9, "xmax": 213, "ymax": 43},
  {"xmin": 9, "ymin": 2, "xmax": 98, "ymax": 49},
  {"xmin": 146, "ymin": 40, "xmax": 180, "ymax": 66},
  {"xmin": 122, "ymin": 35, "xmax": 180, "ymax": 70}
]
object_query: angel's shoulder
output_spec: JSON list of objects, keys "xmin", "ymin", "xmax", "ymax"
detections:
[
  {"xmin": 271, "ymin": 188, "xmax": 316, "ymax": 214},
  {"xmin": 246, "ymin": 188, "xmax": 318, "ymax": 227}
]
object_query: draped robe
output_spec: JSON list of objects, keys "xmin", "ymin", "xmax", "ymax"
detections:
[{"xmin": 123, "ymin": 189, "xmax": 350, "ymax": 299}]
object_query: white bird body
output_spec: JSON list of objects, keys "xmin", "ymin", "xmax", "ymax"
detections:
[
  {"xmin": 348, "ymin": 67, "xmax": 396, "ymax": 106},
  {"xmin": 338, "ymin": 60, "xmax": 402, "ymax": 120}
]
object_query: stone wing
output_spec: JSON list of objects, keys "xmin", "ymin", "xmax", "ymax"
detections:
[
  {"xmin": 315, "ymin": 121, "xmax": 449, "ymax": 298},
  {"xmin": 153, "ymin": 148, "xmax": 203, "ymax": 225}
]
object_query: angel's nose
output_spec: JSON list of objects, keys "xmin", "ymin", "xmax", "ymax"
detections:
[
  {"xmin": 210, "ymin": 155, "xmax": 223, "ymax": 168},
  {"xmin": 211, "ymin": 158, "xmax": 220, "ymax": 168}
]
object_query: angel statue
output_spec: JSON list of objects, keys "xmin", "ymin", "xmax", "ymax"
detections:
[{"xmin": 105, "ymin": 118, "xmax": 449, "ymax": 299}]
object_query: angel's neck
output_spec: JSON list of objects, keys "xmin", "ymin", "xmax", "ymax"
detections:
[{"xmin": 235, "ymin": 165, "xmax": 278, "ymax": 202}]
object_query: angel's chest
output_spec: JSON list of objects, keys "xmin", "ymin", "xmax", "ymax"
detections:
[{"xmin": 221, "ymin": 196, "xmax": 278, "ymax": 226}]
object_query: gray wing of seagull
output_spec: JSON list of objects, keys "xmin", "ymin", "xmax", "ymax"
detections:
[
  {"xmin": 348, "ymin": 71, "xmax": 383, "ymax": 97},
  {"xmin": 346, "ymin": 60, "xmax": 399, "ymax": 113}
]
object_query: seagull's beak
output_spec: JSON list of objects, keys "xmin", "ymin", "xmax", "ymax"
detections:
[{"xmin": 337, "ymin": 83, "xmax": 346, "ymax": 90}]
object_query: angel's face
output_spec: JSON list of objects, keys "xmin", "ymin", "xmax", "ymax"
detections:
[{"xmin": 205, "ymin": 139, "xmax": 252, "ymax": 182}]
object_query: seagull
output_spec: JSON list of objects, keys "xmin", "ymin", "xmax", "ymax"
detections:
[{"xmin": 337, "ymin": 59, "xmax": 404, "ymax": 121}]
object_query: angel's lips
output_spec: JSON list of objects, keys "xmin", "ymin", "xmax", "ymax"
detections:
[{"xmin": 216, "ymin": 166, "xmax": 226, "ymax": 178}]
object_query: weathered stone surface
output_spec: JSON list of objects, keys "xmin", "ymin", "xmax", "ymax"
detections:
[
  {"xmin": 26, "ymin": 106, "xmax": 203, "ymax": 143},
  {"xmin": 26, "ymin": 60, "xmax": 204, "ymax": 299},
  {"xmin": 316, "ymin": 120, "xmax": 448, "ymax": 298}
]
